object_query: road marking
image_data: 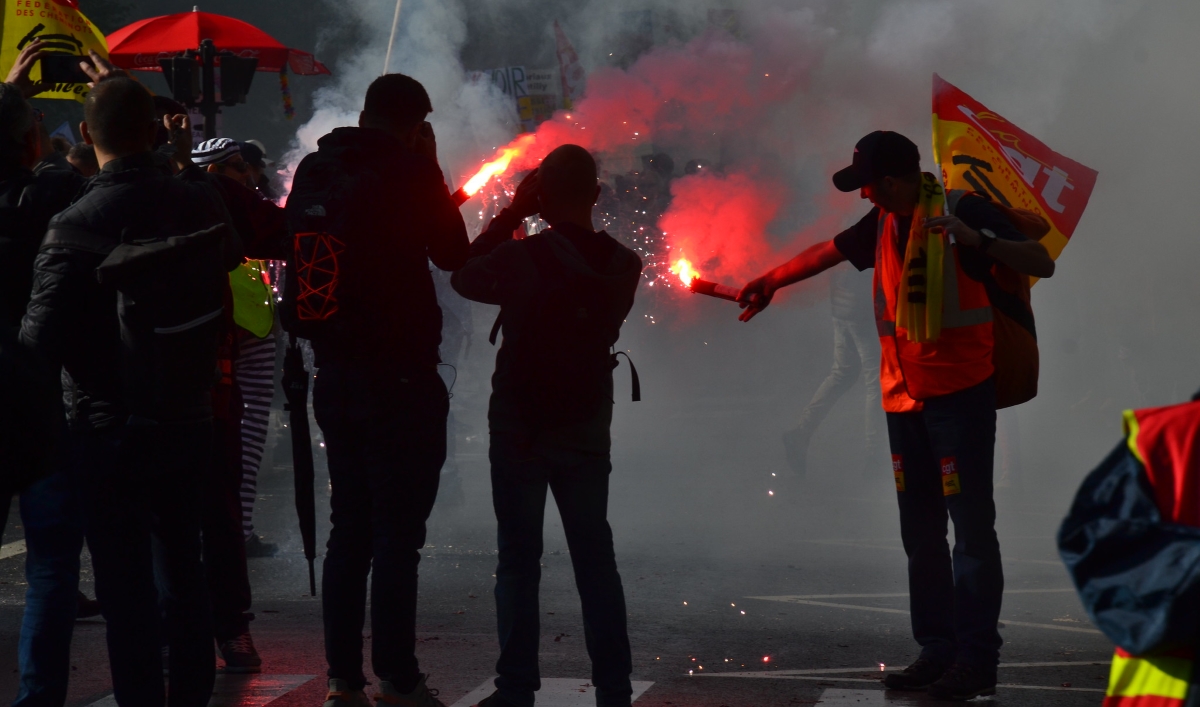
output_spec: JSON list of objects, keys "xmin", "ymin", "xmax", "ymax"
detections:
[
  {"xmin": 85, "ymin": 674, "xmax": 315, "ymax": 707},
  {"xmin": 699, "ymin": 661, "xmax": 1109, "ymax": 678},
  {"xmin": 0, "ymin": 539, "xmax": 26, "ymax": 560},
  {"xmin": 815, "ymin": 685, "xmax": 1104, "ymax": 704},
  {"xmin": 747, "ymin": 597, "xmax": 1102, "ymax": 635},
  {"xmin": 754, "ymin": 589, "xmax": 1076, "ymax": 600},
  {"xmin": 450, "ymin": 678, "xmax": 654, "ymax": 707},
  {"xmin": 796, "ymin": 540, "xmax": 1063, "ymax": 564}
]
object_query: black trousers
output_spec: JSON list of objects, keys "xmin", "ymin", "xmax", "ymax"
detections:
[
  {"xmin": 313, "ymin": 363, "xmax": 448, "ymax": 690},
  {"xmin": 887, "ymin": 378, "xmax": 1003, "ymax": 674},
  {"xmin": 489, "ymin": 434, "xmax": 633, "ymax": 707},
  {"xmin": 80, "ymin": 421, "xmax": 215, "ymax": 707}
]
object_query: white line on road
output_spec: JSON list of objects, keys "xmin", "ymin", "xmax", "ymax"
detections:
[
  {"xmin": 450, "ymin": 678, "xmax": 654, "ymax": 707},
  {"xmin": 796, "ymin": 540, "xmax": 1064, "ymax": 564},
  {"xmin": 698, "ymin": 675, "xmax": 1104, "ymax": 693},
  {"xmin": 816, "ymin": 685, "xmax": 1104, "ymax": 704},
  {"xmin": 754, "ymin": 589, "xmax": 1076, "ymax": 600},
  {"xmin": 0, "ymin": 539, "xmax": 26, "ymax": 560},
  {"xmin": 85, "ymin": 674, "xmax": 315, "ymax": 707},
  {"xmin": 747, "ymin": 597, "xmax": 1102, "ymax": 634},
  {"xmin": 703, "ymin": 661, "xmax": 1108, "ymax": 677}
]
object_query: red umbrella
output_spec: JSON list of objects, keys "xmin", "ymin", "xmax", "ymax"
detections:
[{"xmin": 106, "ymin": 9, "xmax": 330, "ymax": 75}]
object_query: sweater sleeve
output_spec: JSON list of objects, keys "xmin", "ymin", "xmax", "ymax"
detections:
[{"xmin": 450, "ymin": 209, "xmax": 526, "ymax": 305}]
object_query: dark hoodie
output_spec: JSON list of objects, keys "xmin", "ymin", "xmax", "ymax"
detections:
[
  {"xmin": 286, "ymin": 127, "xmax": 468, "ymax": 369},
  {"xmin": 452, "ymin": 208, "xmax": 642, "ymax": 460}
]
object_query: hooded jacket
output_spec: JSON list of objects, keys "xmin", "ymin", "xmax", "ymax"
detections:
[
  {"xmin": 286, "ymin": 127, "xmax": 469, "ymax": 369},
  {"xmin": 452, "ymin": 208, "xmax": 642, "ymax": 459}
]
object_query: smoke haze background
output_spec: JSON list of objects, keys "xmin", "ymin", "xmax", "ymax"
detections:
[{"xmin": 120, "ymin": 0, "xmax": 1200, "ymax": 553}]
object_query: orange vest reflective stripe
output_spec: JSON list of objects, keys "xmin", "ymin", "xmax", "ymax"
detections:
[
  {"xmin": 874, "ymin": 205, "xmax": 994, "ymax": 413},
  {"xmin": 1105, "ymin": 646, "xmax": 1192, "ymax": 706},
  {"xmin": 1104, "ymin": 401, "xmax": 1200, "ymax": 706}
]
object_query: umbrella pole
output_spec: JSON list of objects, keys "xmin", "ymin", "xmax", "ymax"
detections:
[
  {"xmin": 308, "ymin": 558, "xmax": 316, "ymax": 597},
  {"xmin": 383, "ymin": 0, "xmax": 403, "ymax": 75}
]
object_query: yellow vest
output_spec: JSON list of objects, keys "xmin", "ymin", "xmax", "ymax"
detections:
[{"xmin": 230, "ymin": 259, "xmax": 275, "ymax": 338}]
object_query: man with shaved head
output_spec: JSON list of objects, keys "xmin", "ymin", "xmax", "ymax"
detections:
[
  {"xmin": 453, "ymin": 145, "xmax": 643, "ymax": 707},
  {"xmin": 20, "ymin": 65, "xmax": 240, "ymax": 707}
]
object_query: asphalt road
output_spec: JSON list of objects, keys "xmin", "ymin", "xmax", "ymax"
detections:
[{"xmin": 0, "ymin": 390, "xmax": 1114, "ymax": 707}]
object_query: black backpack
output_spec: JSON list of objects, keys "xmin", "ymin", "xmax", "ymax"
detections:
[
  {"xmin": 503, "ymin": 235, "xmax": 639, "ymax": 426},
  {"xmin": 89, "ymin": 222, "xmax": 230, "ymax": 423},
  {"xmin": 281, "ymin": 154, "xmax": 373, "ymax": 341}
]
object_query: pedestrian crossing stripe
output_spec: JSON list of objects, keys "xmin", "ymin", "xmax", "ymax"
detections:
[{"xmin": 450, "ymin": 678, "xmax": 655, "ymax": 707}]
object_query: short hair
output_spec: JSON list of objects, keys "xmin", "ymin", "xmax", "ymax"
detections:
[
  {"xmin": 540, "ymin": 144, "xmax": 597, "ymax": 209},
  {"xmin": 0, "ymin": 83, "xmax": 33, "ymax": 163},
  {"xmin": 49, "ymin": 136, "xmax": 71, "ymax": 155},
  {"xmin": 84, "ymin": 78, "xmax": 156, "ymax": 154},
  {"xmin": 363, "ymin": 74, "xmax": 432, "ymax": 130},
  {"xmin": 67, "ymin": 142, "xmax": 97, "ymax": 169}
]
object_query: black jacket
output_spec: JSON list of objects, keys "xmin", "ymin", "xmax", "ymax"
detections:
[
  {"xmin": 287, "ymin": 127, "xmax": 469, "ymax": 369},
  {"xmin": 451, "ymin": 208, "xmax": 642, "ymax": 459},
  {"xmin": 0, "ymin": 164, "xmax": 83, "ymax": 327},
  {"xmin": 19, "ymin": 152, "xmax": 240, "ymax": 429}
]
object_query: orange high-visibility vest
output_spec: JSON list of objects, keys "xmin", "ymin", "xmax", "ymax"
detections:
[
  {"xmin": 1102, "ymin": 401, "xmax": 1200, "ymax": 706},
  {"xmin": 873, "ymin": 209, "xmax": 994, "ymax": 413}
]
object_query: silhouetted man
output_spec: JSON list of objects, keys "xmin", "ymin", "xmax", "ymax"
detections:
[
  {"xmin": 20, "ymin": 76, "xmax": 240, "ymax": 707},
  {"xmin": 452, "ymin": 145, "xmax": 643, "ymax": 707},
  {"xmin": 285, "ymin": 73, "xmax": 468, "ymax": 707}
]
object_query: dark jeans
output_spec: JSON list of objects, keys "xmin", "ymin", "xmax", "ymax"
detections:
[
  {"xmin": 490, "ymin": 437, "xmax": 632, "ymax": 707},
  {"xmin": 887, "ymin": 378, "xmax": 1003, "ymax": 674},
  {"xmin": 14, "ymin": 447, "xmax": 84, "ymax": 707},
  {"xmin": 79, "ymin": 422, "xmax": 215, "ymax": 707},
  {"xmin": 314, "ymin": 364, "xmax": 448, "ymax": 691},
  {"xmin": 204, "ymin": 413, "xmax": 252, "ymax": 641}
]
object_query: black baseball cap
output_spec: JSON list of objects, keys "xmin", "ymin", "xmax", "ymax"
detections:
[{"xmin": 832, "ymin": 131, "xmax": 921, "ymax": 192}]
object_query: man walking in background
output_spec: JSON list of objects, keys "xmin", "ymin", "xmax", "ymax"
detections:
[
  {"xmin": 285, "ymin": 73, "xmax": 468, "ymax": 707},
  {"xmin": 452, "ymin": 145, "xmax": 643, "ymax": 707},
  {"xmin": 739, "ymin": 131, "xmax": 1054, "ymax": 701},
  {"xmin": 782, "ymin": 266, "xmax": 882, "ymax": 484}
]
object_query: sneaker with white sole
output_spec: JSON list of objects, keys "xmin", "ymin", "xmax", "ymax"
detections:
[
  {"xmin": 375, "ymin": 674, "xmax": 446, "ymax": 707},
  {"xmin": 324, "ymin": 679, "xmax": 371, "ymax": 707}
]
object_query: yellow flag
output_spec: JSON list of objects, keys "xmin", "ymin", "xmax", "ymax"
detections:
[{"xmin": 1, "ymin": 0, "xmax": 109, "ymax": 102}]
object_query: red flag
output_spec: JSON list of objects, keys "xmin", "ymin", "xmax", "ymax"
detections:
[
  {"xmin": 932, "ymin": 74, "xmax": 1098, "ymax": 261},
  {"xmin": 553, "ymin": 20, "xmax": 584, "ymax": 110}
]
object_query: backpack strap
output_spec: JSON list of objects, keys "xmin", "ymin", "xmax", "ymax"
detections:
[
  {"xmin": 613, "ymin": 351, "xmax": 641, "ymax": 402},
  {"xmin": 488, "ymin": 311, "xmax": 503, "ymax": 345}
]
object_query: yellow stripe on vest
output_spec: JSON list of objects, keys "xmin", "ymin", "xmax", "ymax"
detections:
[
  {"xmin": 1107, "ymin": 651, "xmax": 1190, "ymax": 700},
  {"xmin": 1123, "ymin": 409, "xmax": 1146, "ymax": 465}
]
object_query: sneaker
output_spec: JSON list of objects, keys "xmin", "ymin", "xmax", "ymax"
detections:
[
  {"xmin": 781, "ymin": 428, "xmax": 810, "ymax": 478},
  {"xmin": 77, "ymin": 591, "xmax": 102, "ymax": 619},
  {"xmin": 882, "ymin": 657, "xmax": 948, "ymax": 691},
  {"xmin": 376, "ymin": 674, "xmax": 446, "ymax": 707},
  {"xmin": 244, "ymin": 534, "xmax": 279, "ymax": 558},
  {"xmin": 927, "ymin": 663, "xmax": 997, "ymax": 701},
  {"xmin": 325, "ymin": 679, "xmax": 371, "ymax": 707},
  {"xmin": 470, "ymin": 691, "xmax": 516, "ymax": 707},
  {"xmin": 217, "ymin": 631, "xmax": 263, "ymax": 674}
]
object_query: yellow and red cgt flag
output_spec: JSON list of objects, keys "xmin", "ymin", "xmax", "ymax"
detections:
[
  {"xmin": 0, "ymin": 0, "xmax": 109, "ymax": 102},
  {"xmin": 932, "ymin": 74, "xmax": 1097, "ymax": 262}
]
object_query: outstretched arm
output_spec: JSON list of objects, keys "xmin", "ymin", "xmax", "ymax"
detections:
[{"xmin": 736, "ymin": 239, "xmax": 847, "ymax": 322}]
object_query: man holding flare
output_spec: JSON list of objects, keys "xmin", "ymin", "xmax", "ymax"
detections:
[{"xmin": 737, "ymin": 131, "xmax": 1054, "ymax": 701}]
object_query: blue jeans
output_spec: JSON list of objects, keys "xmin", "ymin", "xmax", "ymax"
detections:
[
  {"xmin": 13, "ymin": 452, "xmax": 84, "ymax": 707},
  {"xmin": 489, "ymin": 436, "xmax": 632, "ymax": 707},
  {"xmin": 887, "ymin": 378, "xmax": 1003, "ymax": 674},
  {"xmin": 314, "ymin": 364, "xmax": 448, "ymax": 691},
  {"xmin": 79, "ymin": 422, "xmax": 215, "ymax": 707}
]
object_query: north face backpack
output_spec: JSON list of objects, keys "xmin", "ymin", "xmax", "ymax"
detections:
[
  {"xmin": 280, "ymin": 154, "xmax": 373, "ymax": 341},
  {"xmin": 947, "ymin": 189, "xmax": 1050, "ymax": 410}
]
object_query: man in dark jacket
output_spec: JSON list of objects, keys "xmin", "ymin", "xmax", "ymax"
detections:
[
  {"xmin": 20, "ymin": 76, "xmax": 240, "ymax": 707},
  {"xmin": 452, "ymin": 145, "xmax": 643, "ymax": 707},
  {"xmin": 0, "ymin": 44, "xmax": 89, "ymax": 707},
  {"xmin": 285, "ymin": 73, "xmax": 468, "ymax": 707}
]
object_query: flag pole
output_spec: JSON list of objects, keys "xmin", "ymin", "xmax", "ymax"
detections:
[{"xmin": 383, "ymin": 0, "xmax": 403, "ymax": 75}]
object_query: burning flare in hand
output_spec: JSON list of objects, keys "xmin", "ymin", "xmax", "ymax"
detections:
[
  {"xmin": 459, "ymin": 134, "xmax": 539, "ymax": 199},
  {"xmin": 671, "ymin": 258, "xmax": 700, "ymax": 287}
]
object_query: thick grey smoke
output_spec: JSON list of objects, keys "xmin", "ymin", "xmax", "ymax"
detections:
[{"xmin": 282, "ymin": 0, "xmax": 1198, "ymax": 550}]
